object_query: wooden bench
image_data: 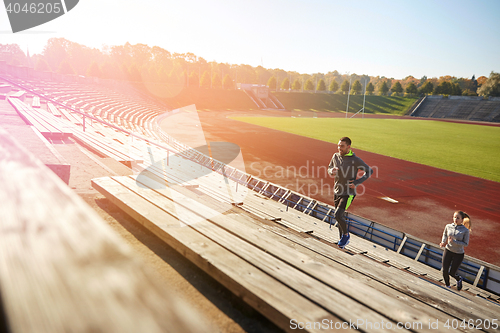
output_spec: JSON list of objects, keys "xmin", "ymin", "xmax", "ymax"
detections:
[
  {"xmin": 31, "ymin": 95, "xmax": 40, "ymax": 108},
  {"xmin": 47, "ymin": 102, "xmax": 62, "ymax": 117},
  {"xmin": 93, "ymin": 173, "xmax": 500, "ymax": 333},
  {"xmin": 0, "ymin": 126, "xmax": 203, "ymax": 333},
  {"xmin": 8, "ymin": 98, "xmax": 72, "ymax": 139},
  {"xmin": 9, "ymin": 90, "xmax": 26, "ymax": 101}
]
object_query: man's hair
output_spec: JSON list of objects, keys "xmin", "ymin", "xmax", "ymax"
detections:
[{"xmin": 340, "ymin": 136, "xmax": 352, "ymax": 146}]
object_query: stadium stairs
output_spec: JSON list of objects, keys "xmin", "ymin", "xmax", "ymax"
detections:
[
  {"xmin": 1, "ymin": 71, "xmax": 499, "ymax": 332},
  {"xmin": 411, "ymin": 95, "xmax": 500, "ymax": 122}
]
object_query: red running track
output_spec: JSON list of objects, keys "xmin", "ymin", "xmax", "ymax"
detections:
[{"xmin": 180, "ymin": 109, "xmax": 500, "ymax": 266}]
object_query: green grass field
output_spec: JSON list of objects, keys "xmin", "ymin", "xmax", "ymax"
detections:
[{"xmin": 231, "ymin": 117, "xmax": 500, "ymax": 182}]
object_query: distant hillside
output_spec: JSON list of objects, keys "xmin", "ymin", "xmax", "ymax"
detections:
[{"xmin": 274, "ymin": 92, "xmax": 418, "ymax": 115}]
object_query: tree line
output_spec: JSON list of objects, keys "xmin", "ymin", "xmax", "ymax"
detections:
[{"xmin": 1, "ymin": 39, "xmax": 499, "ymax": 97}]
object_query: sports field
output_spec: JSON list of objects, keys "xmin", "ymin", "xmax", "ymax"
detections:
[{"xmin": 232, "ymin": 117, "xmax": 500, "ymax": 183}]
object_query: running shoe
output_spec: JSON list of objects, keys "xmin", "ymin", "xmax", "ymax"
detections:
[
  {"xmin": 338, "ymin": 233, "xmax": 350, "ymax": 249},
  {"xmin": 456, "ymin": 276, "xmax": 463, "ymax": 291}
]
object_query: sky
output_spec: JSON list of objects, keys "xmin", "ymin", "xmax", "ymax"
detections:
[{"xmin": 1, "ymin": 0, "xmax": 499, "ymax": 79}]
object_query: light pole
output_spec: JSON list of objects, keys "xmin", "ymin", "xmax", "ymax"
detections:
[{"xmin": 345, "ymin": 73, "xmax": 351, "ymax": 119}]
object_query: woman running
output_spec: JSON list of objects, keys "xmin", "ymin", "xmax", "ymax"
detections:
[{"xmin": 439, "ymin": 211, "xmax": 471, "ymax": 290}]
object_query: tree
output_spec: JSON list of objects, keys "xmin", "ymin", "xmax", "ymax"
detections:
[
  {"xmin": 281, "ymin": 77, "xmax": 290, "ymax": 90},
  {"xmin": 267, "ymin": 76, "xmax": 277, "ymax": 90},
  {"xmin": 351, "ymin": 80, "xmax": 362, "ymax": 95},
  {"xmin": 391, "ymin": 81, "xmax": 403, "ymax": 95},
  {"xmin": 478, "ymin": 72, "xmax": 500, "ymax": 97},
  {"xmin": 212, "ymin": 73, "xmax": 221, "ymax": 88},
  {"xmin": 189, "ymin": 72, "xmax": 199, "ymax": 86},
  {"xmin": 0, "ymin": 43, "xmax": 26, "ymax": 65},
  {"xmin": 223, "ymin": 74, "xmax": 234, "ymax": 89},
  {"xmin": 419, "ymin": 81, "xmax": 434, "ymax": 95},
  {"xmin": 35, "ymin": 58, "xmax": 50, "ymax": 72},
  {"xmin": 470, "ymin": 75, "xmax": 478, "ymax": 94},
  {"xmin": 292, "ymin": 78, "xmax": 301, "ymax": 90},
  {"xmin": 378, "ymin": 81, "xmax": 389, "ymax": 95},
  {"xmin": 329, "ymin": 80, "xmax": 339, "ymax": 92},
  {"xmin": 366, "ymin": 82, "xmax": 375, "ymax": 95},
  {"xmin": 86, "ymin": 61, "xmax": 102, "ymax": 78},
  {"xmin": 316, "ymin": 79, "xmax": 326, "ymax": 91},
  {"xmin": 405, "ymin": 82, "xmax": 418, "ymax": 95},
  {"xmin": 58, "ymin": 60, "xmax": 75, "ymax": 75},
  {"xmin": 43, "ymin": 37, "xmax": 71, "ymax": 71},
  {"xmin": 340, "ymin": 80, "xmax": 350, "ymax": 94},
  {"xmin": 200, "ymin": 71, "xmax": 211, "ymax": 88},
  {"xmin": 127, "ymin": 64, "xmax": 141, "ymax": 82},
  {"xmin": 434, "ymin": 81, "xmax": 452, "ymax": 95},
  {"xmin": 304, "ymin": 79, "xmax": 314, "ymax": 91},
  {"xmin": 452, "ymin": 83, "xmax": 462, "ymax": 96}
]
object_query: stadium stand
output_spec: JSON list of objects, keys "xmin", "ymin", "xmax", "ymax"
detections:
[
  {"xmin": 411, "ymin": 95, "xmax": 500, "ymax": 122},
  {"xmin": 1, "ymin": 70, "xmax": 499, "ymax": 332},
  {"xmin": 0, "ymin": 125, "xmax": 203, "ymax": 333}
]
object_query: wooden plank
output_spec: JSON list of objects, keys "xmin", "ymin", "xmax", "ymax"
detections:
[
  {"xmin": 0, "ymin": 126, "xmax": 203, "ymax": 333},
  {"xmin": 115, "ymin": 175, "xmax": 422, "ymax": 331},
  {"xmin": 113, "ymin": 175, "xmax": 492, "ymax": 332},
  {"xmin": 473, "ymin": 266, "xmax": 485, "ymax": 287},
  {"xmin": 91, "ymin": 177, "xmax": 340, "ymax": 333},
  {"xmin": 32, "ymin": 96, "xmax": 40, "ymax": 108},
  {"xmin": 414, "ymin": 243, "xmax": 427, "ymax": 261},
  {"xmin": 47, "ymin": 102, "xmax": 62, "ymax": 117}
]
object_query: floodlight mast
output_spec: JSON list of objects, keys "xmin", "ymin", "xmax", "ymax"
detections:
[
  {"xmin": 362, "ymin": 78, "xmax": 367, "ymax": 118},
  {"xmin": 345, "ymin": 73, "xmax": 351, "ymax": 119}
]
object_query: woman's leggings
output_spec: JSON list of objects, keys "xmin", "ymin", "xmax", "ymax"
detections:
[{"xmin": 442, "ymin": 248, "xmax": 464, "ymax": 286}]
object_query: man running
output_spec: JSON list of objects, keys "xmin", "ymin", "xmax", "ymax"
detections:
[{"xmin": 328, "ymin": 137, "xmax": 373, "ymax": 249}]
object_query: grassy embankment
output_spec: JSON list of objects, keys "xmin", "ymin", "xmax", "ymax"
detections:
[
  {"xmin": 274, "ymin": 92, "xmax": 418, "ymax": 115},
  {"xmin": 231, "ymin": 117, "xmax": 500, "ymax": 182}
]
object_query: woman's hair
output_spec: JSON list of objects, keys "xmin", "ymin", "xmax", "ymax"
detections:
[{"xmin": 456, "ymin": 210, "xmax": 472, "ymax": 232}]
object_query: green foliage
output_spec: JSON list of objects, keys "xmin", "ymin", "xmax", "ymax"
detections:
[
  {"xmin": 188, "ymin": 71, "xmax": 199, "ymax": 86},
  {"xmin": 267, "ymin": 76, "xmax": 277, "ymax": 90},
  {"xmin": 461, "ymin": 89, "xmax": 477, "ymax": 96},
  {"xmin": 478, "ymin": 72, "xmax": 500, "ymax": 97},
  {"xmin": 222, "ymin": 74, "xmax": 234, "ymax": 89},
  {"xmin": 127, "ymin": 64, "xmax": 141, "ymax": 82},
  {"xmin": 35, "ymin": 58, "xmax": 50, "ymax": 72},
  {"xmin": 391, "ymin": 81, "xmax": 403, "ymax": 94},
  {"xmin": 434, "ymin": 81, "xmax": 452, "ymax": 95},
  {"xmin": 200, "ymin": 71, "xmax": 211, "ymax": 88},
  {"xmin": 351, "ymin": 80, "xmax": 362, "ymax": 95},
  {"xmin": 317, "ymin": 79, "xmax": 326, "ymax": 91},
  {"xmin": 341, "ymin": 80, "xmax": 350, "ymax": 94},
  {"xmin": 232, "ymin": 117, "xmax": 500, "ymax": 182},
  {"xmin": 329, "ymin": 80, "xmax": 339, "ymax": 92},
  {"xmin": 58, "ymin": 60, "xmax": 75, "ymax": 75},
  {"xmin": 212, "ymin": 73, "xmax": 221, "ymax": 88},
  {"xmin": 366, "ymin": 82, "xmax": 374, "ymax": 95},
  {"xmin": 163, "ymin": 87, "xmax": 256, "ymax": 110},
  {"xmin": 292, "ymin": 78, "xmax": 302, "ymax": 90},
  {"xmin": 304, "ymin": 79, "xmax": 314, "ymax": 91},
  {"xmin": 419, "ymin": 81, "xmax": 433, "ymax": 94},
  {"xmin": 405, "ymin": 82, "xmax": 418, "ymax": 95},
  {"xmin": 0, "ymin": 43, "xmax": 26, "ymax": 65},
  {"xmin": 378, "ymin": 81, "xmax": 389, "ymax": 95},
  {"xmin": 281, "ymin": 77, "xmax": 290, "ymax": 90},
  {"xmin": 452, "ymin": 82, "xmax": 462, "ymax": 96},
  {"xmin": 86, "ymin": 61, "xmax": 102, "ymax": 78}
]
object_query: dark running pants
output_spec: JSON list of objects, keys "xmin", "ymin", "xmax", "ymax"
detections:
[
  {"xmin": 334, "ymin": 195, "xmax": 355, "ymax": 238},
  {"xmin": 442, "ymin": 248, "xmax": 464, "ymax": 286}
]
